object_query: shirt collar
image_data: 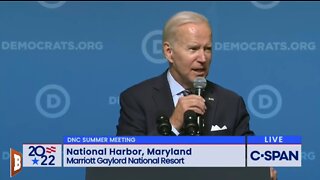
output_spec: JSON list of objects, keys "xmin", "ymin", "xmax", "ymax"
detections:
[{"xmin": 167, "ymin": 70, "xmax": 185, "ymax": 97}]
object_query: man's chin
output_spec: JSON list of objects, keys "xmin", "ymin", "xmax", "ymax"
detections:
[{"xmin": 192, "ymin": 73, "xmax": 207, "ymax": 79}]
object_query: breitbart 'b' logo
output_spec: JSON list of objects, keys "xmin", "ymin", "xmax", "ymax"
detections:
[
  {"xmin": 10, "ymin": 148, "xmax": 22, "ymax": 177},
  {"xmin": 23, "ymin": 144, "xmax": 62, "ymax": 167}
]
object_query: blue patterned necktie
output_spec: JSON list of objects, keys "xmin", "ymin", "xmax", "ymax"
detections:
[{"xmin": 178, "ymin": 89, "xmax": 191, "ymax": 96}]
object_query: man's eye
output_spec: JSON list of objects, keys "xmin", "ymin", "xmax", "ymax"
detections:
[
  {"xmin": 205, "ymin": 47, "xmax": 212, "ymax": 51},
  {"xmin": 204, "ymin": 47, "xmax": 212, "ymax": 52},
  {"xmin": 189, "ymin": 47, "xmax": 199, "ymax": 51}
]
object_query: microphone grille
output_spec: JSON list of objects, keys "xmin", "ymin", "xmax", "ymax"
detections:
[{"xmin": 193, "ymin": 77, "xmax": 207, "ymax": 89}]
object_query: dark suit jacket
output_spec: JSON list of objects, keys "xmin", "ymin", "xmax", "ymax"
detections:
[{"xmin": 116, "ymin": 71, "xmax": 254, "ymax": 136}]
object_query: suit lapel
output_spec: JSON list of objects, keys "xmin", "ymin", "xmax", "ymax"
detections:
[
  {"xmin": 202, "ymin": 83, "xmax": 218, "ymax": 133},
  {"xmin": 152, "ymin": 72, "xmax": 175, "ymax": 118}
]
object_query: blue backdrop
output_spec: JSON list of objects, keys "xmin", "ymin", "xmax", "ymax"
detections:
[{"xmin": 1, "ymin": 1, "xmax": 319, "ymax": 179}]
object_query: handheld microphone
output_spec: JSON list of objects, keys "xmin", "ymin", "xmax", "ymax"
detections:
[
  {"xmin": 193, "ymin": 77, "xmax": 207, "ymax": 96},
  {"xmin": 193, "ymin": 77, "xmax": 207, "ymax": 135},
  {"xmin": 157, "ymin": 115, "xmax": 172, "ymax": 136},
  {"xmin": 183, "ymin": 110, "xmax": 198, "ymax": 136}
]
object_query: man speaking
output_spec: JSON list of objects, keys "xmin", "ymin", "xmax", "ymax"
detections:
[{"xmin": 116, "ymin": 11, "xmax": 254, "ymax": 136}]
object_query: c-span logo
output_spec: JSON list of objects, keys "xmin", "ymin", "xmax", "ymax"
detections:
[
  {"xmin": 10, "ymin": 148, "xmax": 22, "ymax": 177},
  {"xmin": 23, "ymin": 144, "xmax": 62, "ymax": 167},
  {"xmin": 247, "ymin": 136, "xmax": 301, "ymax": 167}
]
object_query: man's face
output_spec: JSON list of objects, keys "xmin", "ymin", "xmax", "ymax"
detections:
[{"xmin": 165, "ymin": 22, "xmax": 212, "ymax": 89}]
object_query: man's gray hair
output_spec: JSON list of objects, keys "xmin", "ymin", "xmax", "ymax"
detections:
[{"xmin": 163, "ymin": 11, "xmax": 211, "ymax": 46}]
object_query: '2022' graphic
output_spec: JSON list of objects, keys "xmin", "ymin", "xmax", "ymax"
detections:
[
  {"xmin": 28, "ymin": 145, "xmax": 56, "ymax": 165},
  {"xmin": 23, "ymin": 144, "xmax": 62, "ymax": 167}
]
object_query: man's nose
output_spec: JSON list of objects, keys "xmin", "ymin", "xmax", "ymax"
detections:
[{"xmin": 197, "ymin": 49, "xmax": 207, "ymax": 62}]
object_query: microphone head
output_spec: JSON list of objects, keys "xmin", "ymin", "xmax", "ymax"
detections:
[
  {"xmin": 183, "ymin": 110, "xmax": 198, "ymax": 136},
  {"xmin": 157, "ymin": 115, "xmax": 171, "ymax": 136},
  {"xmin": 193, "ymin": 77, "xmax": 207, "ymax": 89},
  {"xmin": 184, "ymin": 110, "xmax": 197, "ymax": 120}
]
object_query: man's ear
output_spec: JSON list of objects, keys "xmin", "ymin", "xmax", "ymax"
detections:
[{"xmin": 163, "ymin": 42, "xmax": 174, "ymax": 63}]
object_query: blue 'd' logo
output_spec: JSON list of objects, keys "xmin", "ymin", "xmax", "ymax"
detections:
[
  {"xmin": 141, "ymin": 30, "xmax": 167, "ymax": 64},
  {"xmin": 247, "ymin": 84, "xmax": 282, "ymax": 119},
  {"xmin": 35, "ymin": 84, "xmax": 70, "ymax": 118}
]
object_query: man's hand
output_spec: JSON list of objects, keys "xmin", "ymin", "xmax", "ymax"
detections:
[
  {"xmin": 170, "ymin": 95, "xmax": 206, "ymax": 131},
  {"xmin": 270, "ymin": 167, "xmax": 277, "ymax": 180}
]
